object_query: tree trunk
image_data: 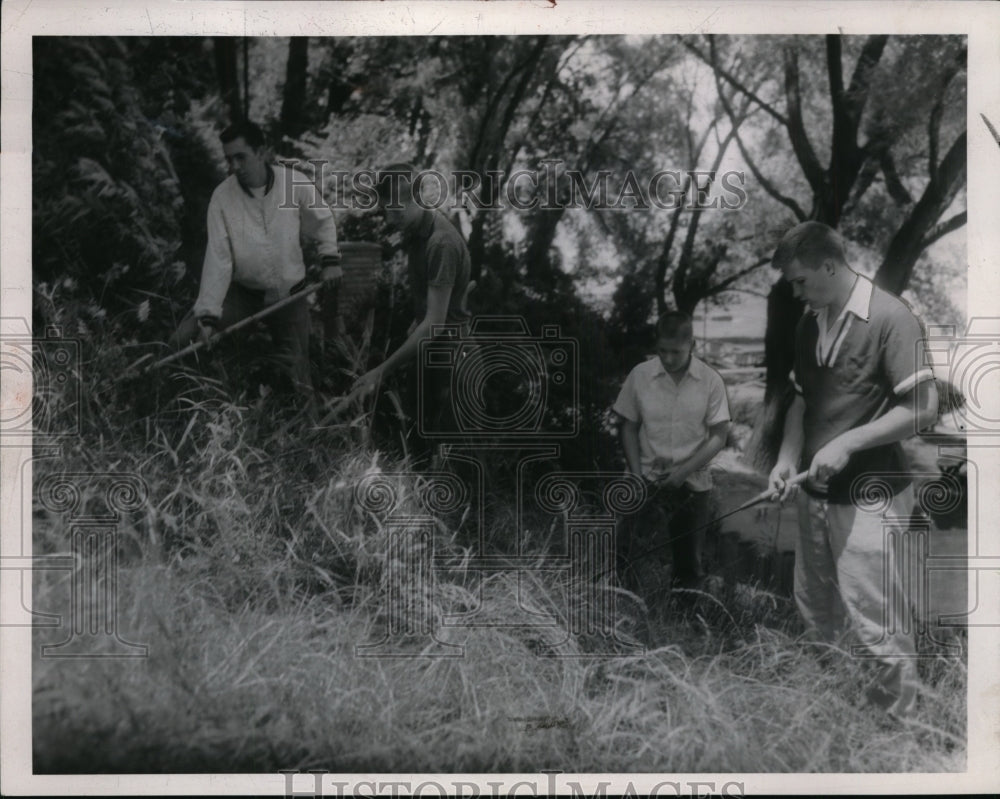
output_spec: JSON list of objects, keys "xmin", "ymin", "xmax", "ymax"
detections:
[
  {"xmin": 523, "ymin": 208, "xmax": 567, "ymax": 290},
  {"xmin": 875, "ymin": 131, "xmax": 967, "ymax": 295},
  {"xmin": 213, "ymin": 38, "xmax": 241, "ymax": 123},
  {"xmin": 467, "ymin": 214, "xmax": 486, "ymax": 285},
  {"xmin": 322, "ymin": 41, "xmax": 355, "ymax": 118},
  {"xmin": 280, "ymin": 37, "xmax": 310, "ymax": 138},
  {"xmin": 764, "ymin": 277, "xmax": 805, "ymax": 400}
]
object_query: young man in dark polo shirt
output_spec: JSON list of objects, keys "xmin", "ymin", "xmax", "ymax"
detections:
[
  {"xmin": 349, "ymin": 163, "xmax": 472, "ymax": 458},
  {"xmin": 768, "ymin": 221, "xmax": 938, "ymax": 717}
]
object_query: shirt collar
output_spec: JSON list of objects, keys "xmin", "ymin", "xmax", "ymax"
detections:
[
  {"xmin": 237, "ymin": 162, "xmax": 275, "ymax": 198},
  {"xmin": 814, "ymin": 271, "xmax": 873, "ymax": 326},
  {"xmin": 650, "ymin": 353, "xmax": 703, "ymax": 382},
  {"xmin": 842, "ymin": 272, "xmax": 873, "ymax": 322}
]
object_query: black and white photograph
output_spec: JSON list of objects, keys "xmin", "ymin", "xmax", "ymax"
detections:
[{"xmin": 2, "ymin": 0, "xmax": 998, "ymax": 795}]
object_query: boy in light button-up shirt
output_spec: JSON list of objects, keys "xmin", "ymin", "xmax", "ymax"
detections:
[{"xmin": 613, "ymin": 312, "xmax": 731, "ymax": 593}]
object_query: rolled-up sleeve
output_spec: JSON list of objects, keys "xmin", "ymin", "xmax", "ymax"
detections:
[
  {"xmin": 882, "ymin": 303, "xmax": 934, "ymax": 397},
  {"xmin": 706, "ymin": 372, "xmax": 731, "ymax": 425},
  {"xmin": 193, "ymin": 191, "xmax": 234, "ymax": 319}
]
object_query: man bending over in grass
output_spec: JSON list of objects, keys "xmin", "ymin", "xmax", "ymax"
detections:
[
  {"xmin": 348, "ymin": 163, "xmax": 472, "ymax": 465},
  {"xmin": 614, "ymin": 311, "xmax": 731, "ymax": 603},
  {"xmin": 169, "ymin": 119, "xmax": 342, "ymax": 419},
  {"xmin": 768, "ymin": 221, "xmax": 938, "ymax": 717}
]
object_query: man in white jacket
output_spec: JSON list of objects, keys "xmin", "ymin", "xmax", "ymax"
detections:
[{"xmin": 170, "ymin": 120, "xmax": 341, "ymax": 410}]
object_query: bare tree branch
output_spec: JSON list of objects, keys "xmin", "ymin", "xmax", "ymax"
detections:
[
  {"xmin": 983, "ymin": 113, "xmax": 1000, "ymax": 148},
  {"xmin": 654, "ymin": 182, "xmax": 690, "ymax": 316},
  {"xmin": 827, "ymin": 35, "xmax": 862, "ymax": 185},
  {"xmin": 714, "ymin": 287, "xmax": 770, "ymax": 300},
  {"xmin": 705, "ymin": 256, "xmax": 771, "ymax": 296},
  {"xmin": 880, "ymin": 151, "xmax": 913, "ymax": 205},
  {"xmin": 826, "ymin": 34, "xmax": 845, "ymax": 111},
  {"xmin": 681, "ymin": 35, "xmax": 788, "ymax": 126},
  {"xmin": 501, "ymin": 43, "xmax": 572, "ymax": 176},
  {"xmin": 709, "ymin": 39, "xmax": 807, "ymax": 221},
  {"xmin": 783, "ymin": 48, "xmax": 826, "ymax": 195},
  {"xmin": 673, "ymin": 115, "xmax": 747, "ymax": 311},
  {"xmin": 469, "ymin": 37, "xmax": 547, "ymax": 173},
  {"xmin": 927, "ymin": 44, "xmax": 966, "ymax": 183},
  {"xmin": 876, "ymin": 130, "xmax": 967, "ymax": 293},
  {"xmin": 824, "ymin": 36, "xmax": 887, "ymax": 204},
  {"xmin": 921, "ymin": 210, "xmax": 967, "ymax": 249},
  {"xmin": 682, "ymin": 70, "xmax": 697, "ymax": 165},
  {"xmin": 844, "ymin": 35, "xmax": 889, "ymax": 124},
  {"xmin": 844, "ymin": 157, "xmax": 879, "ymax": 215},
  {"xmin": 578, "ymin": 47, "xmax": 678, "ymax": 177},
  {"xmin": 928, "ymin": 98, "xmax": 942, "ymax": 185}
]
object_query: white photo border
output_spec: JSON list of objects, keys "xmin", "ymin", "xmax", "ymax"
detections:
[{"xmin": 2, "ymin": 0, "xmax": 998, "ymax": 795}]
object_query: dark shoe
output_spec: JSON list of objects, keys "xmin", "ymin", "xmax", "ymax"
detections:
[{"xmin": 865, "ymin": 662, "xmax": 918, "ymax": 717}]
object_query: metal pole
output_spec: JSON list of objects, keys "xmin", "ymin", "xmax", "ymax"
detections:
[{"xmin": 134, "ymin": 281, "xmax": 326, "ymax": 374}]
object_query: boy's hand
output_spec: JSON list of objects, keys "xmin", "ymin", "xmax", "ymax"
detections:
[
  {"xmin": 321, "ymin": 253, "xmax": 343, "ymax": 287},
  {"xmin": 196, "ymin": 317, "xmax": 218, "ymax": 350},
  {"xmin": 350, "ymin": 366, "xmax": 383, "ymax": 400},
  {"xmin": 808, "ymin": 436, "xmax": 853, "ymax": 486},
  {"xmin": 659, "ymin": 471, "xmax": 687, "ymax": 490},
  {"xmin": 768, "ymin": 460, "xmax": 799, "ymax": 502},
  {"xmin": 322, "ymin": 264, "xmax": 343, "ymax": 286}
]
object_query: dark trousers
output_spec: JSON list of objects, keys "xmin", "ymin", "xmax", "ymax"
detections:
[
  {"xmin": 616, "ymin": 485, "xmax": 713, "ymax": 591},
  {"xmin": 169, "ymin": 282, "xmax": 314, "ymax": 402},
  {"xmin": 405, "ymin": 332, "xmax": 471, "ymax": 468},
  {"xmin": 402, "ymin": 360, "xmax": 460, "ymax": 470}
]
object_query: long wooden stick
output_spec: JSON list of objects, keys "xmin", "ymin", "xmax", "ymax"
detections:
[{"xmin": 140, "ymin": 281, "xmax": 327, "ymax": 373}]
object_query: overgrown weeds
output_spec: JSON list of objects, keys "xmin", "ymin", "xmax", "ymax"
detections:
[{"xmin": 30, "ymin": 330, "xmax": 967, "ymax": 774}]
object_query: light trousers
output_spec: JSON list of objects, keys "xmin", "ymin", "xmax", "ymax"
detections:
[{"xmin": 795, "ymin": 486, "xmax": 919, "ymax": 714}]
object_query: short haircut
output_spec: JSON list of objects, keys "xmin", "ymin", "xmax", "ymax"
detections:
[
  {"xmin": 772, "ymin": 221, "xmax": 847, "ymax": 271},
  {"xmin": 656, "ymin": 311, "xmax": 694, "ymax": 341},
  {"xmin": 375, "ymin": 162, "xmax": 418, "ymax": 207},
  {"xmin": 220, "ymin": 119, "xmax": 266, "ymax": 150}
]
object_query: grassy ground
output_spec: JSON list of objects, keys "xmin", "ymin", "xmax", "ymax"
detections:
[{"xmin": 30, "ymin": 348, "xmax": 967, "ymax": 774}]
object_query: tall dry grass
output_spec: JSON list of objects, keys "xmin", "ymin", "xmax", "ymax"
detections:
[{"xmin": 30, "ymin": 334, "xmax": 967, "ymax": 774}]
